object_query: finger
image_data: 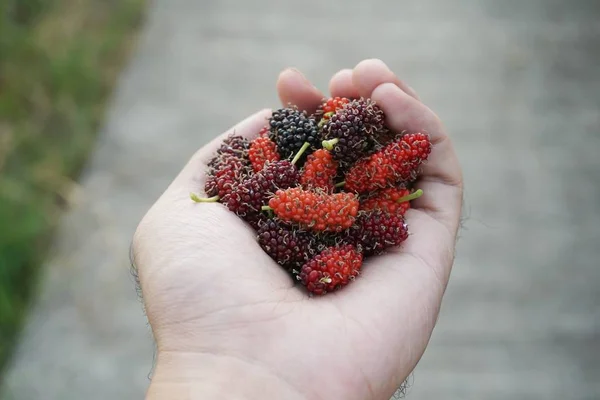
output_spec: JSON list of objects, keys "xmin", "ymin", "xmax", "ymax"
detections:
[
  {"xmin": 369, "ymin": 82, "xmax": 463, "ymax": 228},
  {"xmin": 348, "ymin": 61, "xmax": 463, "ymax": 279},
  {"xmin": 328, "ymin": 69, "xmax": 360, "ymax": 99},
  {"xmin": 371, "ymin": 81, "xmax": 460, "ymax": 176},
  {"xmin": 276, "ymin": 68, "xmax": 324, "ymax": 113},
  {"xmin": 352, "ymin": 58, "xmax": 420, "ymax": 101},
  {"xmin": 172, "ymin": 109, "xmax": 272, "ymax": 192},
  {"xmin": 329, "ymin": 63, "xmax": 466, "ymax": 381}
]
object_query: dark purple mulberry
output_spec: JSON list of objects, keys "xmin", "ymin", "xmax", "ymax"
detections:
[
  {"xmin": 269, "ymin": 107, "xmax": 320, "ymax": 160},
  {"xmin": 342, "ymin": 210, "xmax": 408, "ymax": 255},
  {"xmin": 217, "ymin": 135, "xmax": 250, "ymax": 157},
  {"xmin": 257, "ymin": 219, "xmax": 322, "ymax": 270},
  {"xmin": 226, "ymin": 160, "xmax": 300, "ymax": 222}
]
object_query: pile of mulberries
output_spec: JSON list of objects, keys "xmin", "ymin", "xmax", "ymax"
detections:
[{"xmin": 192, "ymin": 97, "xmax": 431, "ymax": 296}]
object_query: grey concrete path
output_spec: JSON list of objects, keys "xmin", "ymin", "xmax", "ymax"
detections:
[{"xmin": 2, "ymin": 0, "xmax": 600, "ymax": 399}]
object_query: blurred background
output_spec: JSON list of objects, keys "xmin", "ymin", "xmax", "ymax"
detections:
[{"xmin": 0, "ymin": 0, "xmax": 599, "ymax": 399}]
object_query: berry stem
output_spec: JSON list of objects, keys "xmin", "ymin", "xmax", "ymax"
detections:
[
  {"xmin": 335, "ymin": 181, "xmax": 346, "ymax": 188},
  {"xmin": 318, "ymin": 112, "xmax": 335, "ymax": 127},
  {"xmin": 291, "ymin": 142, "xmax": 311, "ymax": 165},
  {"xmin": 396, "ymin": 189, "xmax": 423, "ymax": 203},
  {"xmin": 261, "ymin": 205, "xmax": 273, "ymax": 211},
  {"xmin": 190, "ymin": 193, "xmax": 220, "ymax": 203},
  {"xmin": 322, "ymin": 138, "xmax": 339, "ymax": 151}
]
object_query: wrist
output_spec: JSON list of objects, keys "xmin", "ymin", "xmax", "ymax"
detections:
[{"xmin": 146, "ymin": 350, "xmax": 306, "ymax": 400}]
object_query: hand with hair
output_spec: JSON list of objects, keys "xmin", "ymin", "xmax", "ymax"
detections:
[{"xmin": 133, "ymin": 59, "xmax": 463, "ymax": 400}]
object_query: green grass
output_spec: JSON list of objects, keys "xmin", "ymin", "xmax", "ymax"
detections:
[{"xmin": 0, "ymin": 0, "xmax": 145, "ymax": 372}]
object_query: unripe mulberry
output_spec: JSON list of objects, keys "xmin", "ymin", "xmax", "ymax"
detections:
[
  {"xmin": 298, "ymin": 245, "xmax": 363, "ymax": 295},
  {"xmin": 300, "ymin": 149, "xmax": 338, "ymax": 192},
  {"xmin": 268, "ymin": 188, "xmax": 359, "ymax": 232},
  {"xmin": 249, "ymin": 136, "xmax": 280, "ymax": 172},
  {"xmin": 345, "ymin": 133, "xmax": 431, "ymax": 193}
]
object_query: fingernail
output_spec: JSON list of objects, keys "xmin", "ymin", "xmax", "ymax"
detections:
[
  {"xmin": 284, "ymin": 67, "xmax": 304, "ymax": 79},
  {"xmin": 374, "ymin": 58, "xmax": 391, "ymax": 70},
  {"xmin": 289, "ymin": 68, "xmax": 317, "ymax": 89}
]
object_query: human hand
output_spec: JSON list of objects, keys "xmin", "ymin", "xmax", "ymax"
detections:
[{"xmin": 133, "ymin": 59, "xmax": 463, "ymax": 400}]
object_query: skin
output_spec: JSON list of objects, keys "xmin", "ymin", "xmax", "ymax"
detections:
[{"xmin": 133, "ymin": 59, "xmax": 463, "ymax": 400}]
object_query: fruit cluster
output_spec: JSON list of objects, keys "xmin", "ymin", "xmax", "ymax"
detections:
[{"xmin": 192, "ymin": 97, "xmax": 432, "ymax": 295}]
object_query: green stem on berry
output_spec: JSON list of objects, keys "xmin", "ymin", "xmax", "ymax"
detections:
[
  {"xmin": 261, "ymin": 205, "xmax": 273, "ymax": 211},
  {"xmin": 335, "ymin": 181, "xmax": 346, "ymax": 188},
  {"xmin": 291, "ymin": 142, "xmax": 311, "ymax": 165},
  {"xmin": 396, "ymin": 189, "xmax": 423, "ymax": 203},
  {"xmin": 190, "ymin": 193, "xmax": 220, "ymax": 203},
  {"xmin": 322, "ymin": 138, "xmax": 339, "ymax": 151},
  {"xmin": 318, "ymin": 112, "xmax": 335, "ymax": 128}
]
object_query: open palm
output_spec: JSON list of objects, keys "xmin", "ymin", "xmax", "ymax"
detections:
[{"xmin": 134, "ymin": 59, "xmax": 463, "ymax": 400}]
